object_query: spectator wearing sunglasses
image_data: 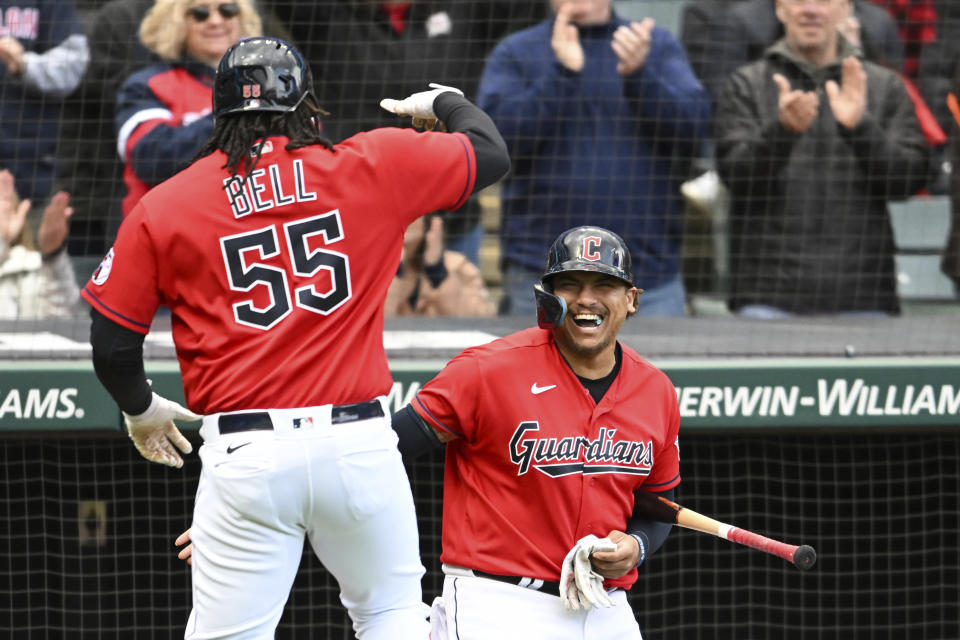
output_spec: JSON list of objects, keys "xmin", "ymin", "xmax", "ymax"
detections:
[{"xmin": 114, "ymin": 0, "xmax": 262, "ymax": 216}]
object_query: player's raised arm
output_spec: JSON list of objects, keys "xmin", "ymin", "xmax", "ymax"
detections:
[{"xmin": 381, "ymin": 84, "xmax": 510, "ymax": 193}]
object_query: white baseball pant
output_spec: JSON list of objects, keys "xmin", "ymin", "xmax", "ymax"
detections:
[
  {"xmin": 430, "ymin": 570, "xmax": 643, "ymax": 640},
  {"xmin": 184, "ymin": 399, "xmax": 430, "ymax": 639}
]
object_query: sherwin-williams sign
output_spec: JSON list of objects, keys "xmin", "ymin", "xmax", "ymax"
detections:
[
  {"xmin": 391, "ymin": 358, "xmax": 960, "ymax": 429},
  {"xmin": 2, "ymin": 358, "xmax": 959, "ymax": 431}
]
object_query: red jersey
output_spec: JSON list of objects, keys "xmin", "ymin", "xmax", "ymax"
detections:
[
  {"xmin": 82, "ymin": 128, "xmax": 476, "ymax": 413},
  {"xmin": 412, "ymin": 327, "xmax": 681, "ymax": 590}
]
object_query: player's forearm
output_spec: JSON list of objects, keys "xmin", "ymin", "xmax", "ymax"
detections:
[
  {"xmin": 391, "ymin": 404, "xmax": 452, "ymax": 460},
  {"xmin": 626, "ymin": 487, "xmax": 676, "ymax": 564},
  {"xmin": 433, "ymin": 92, "xmax": 510, "ymax": 192},
  {"xmin": 90, "ymin": 309, "xmax": 153, "ymax": 415}
]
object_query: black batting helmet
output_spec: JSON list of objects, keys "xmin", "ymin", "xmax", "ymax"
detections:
[
  {"xmin": 214, "ymin": 37, "xmax": 314, "ymax": 117},
  {"xmin": 534, "ymin": 226, "xmax": 637, "ymax": 329},
  {"xmin": 542, "ymin": 226, "xmax": 633, "ymax": 286}
]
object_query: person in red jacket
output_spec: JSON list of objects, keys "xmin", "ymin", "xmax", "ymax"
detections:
[{"xmin": 114, "ymin": 0, "xmax": 262, "ymax": 216}]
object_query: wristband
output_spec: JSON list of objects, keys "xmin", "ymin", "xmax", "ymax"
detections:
[
  {"xmin": 423, "ymin": 259, "xmax": 448, "ymax": 288},
  {"xmin": 629, "ymin": 533, "xmax": 646, "ymax": 567}
]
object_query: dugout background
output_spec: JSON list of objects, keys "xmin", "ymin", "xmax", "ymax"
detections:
[{"xmin": 2, "ymin": 429, "xmax": 957, "ymax": 640}]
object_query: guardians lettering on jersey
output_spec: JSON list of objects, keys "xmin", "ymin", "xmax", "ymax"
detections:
[
  {"xmin": 223, "ymin": 158, "xmax": 316, "ymax": 216},
  {"xmin": 509, "ymin": 422, "xmax": 653, "ymax": 477},
  {"xmin": 1, "ymin": 7, "xmax": 39, "ymax": 39}
]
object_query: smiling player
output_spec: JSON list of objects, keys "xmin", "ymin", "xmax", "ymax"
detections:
[{"xmin": 396, "ymin": 225, "xmax": 682, "ymax": 639}]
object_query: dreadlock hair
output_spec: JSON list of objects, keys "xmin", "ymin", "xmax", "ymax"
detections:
[{"xmin": 194, "ymin": 96, "xmax": 334, "ymax": 183}]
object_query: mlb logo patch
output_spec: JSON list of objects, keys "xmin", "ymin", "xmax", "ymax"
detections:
[
  {"xmin": 293, "ymin": 417, "xmax": 315, "ymax": 429},
  {"xmin": 249, "ymin": 139, "xmax": 273, "ymax": 157},
  {"xmin": 242, "ymin": 84, "xmax": 261, "ymax": 98}
]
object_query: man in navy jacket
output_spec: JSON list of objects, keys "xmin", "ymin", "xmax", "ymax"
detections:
[{"xmin": 477, "ymin": 0, "xmax": 710, "ymax": 316}]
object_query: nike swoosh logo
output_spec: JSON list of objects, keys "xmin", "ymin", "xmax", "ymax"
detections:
[
  {"xmin": 531, "ymin": 383, "xmax": 557, "ymax": 395},
  {"xmin": 226, "ymin": 442, "xmax": 252, "ymax": 454}
]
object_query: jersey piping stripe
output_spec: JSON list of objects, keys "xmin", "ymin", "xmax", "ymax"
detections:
[
  {"xmin": 643, "ymin": 472, "xmax": 681, "ymax": 489},
  {"xmin": 451, "ymin": 132, "xmax": 474, "ymax": 210},
  {"xmin": 81, "ymin": 287, "xmax": 152, "ymax": 331},
  {"xmin": 413, "ymin": 394, "xmax": 464, "ymax": 439}
]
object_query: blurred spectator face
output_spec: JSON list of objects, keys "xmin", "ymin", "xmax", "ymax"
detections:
[
  {"xmin": 184, "ymin": 1, "xmax": 241, "ymax": 66},
  {"xmin": 776, "ymin": 0, "xmax": 851, "ymax": 61},
  {"xmin": 550, "ymin": 0, "xmax": 612, "ymax": 26}
]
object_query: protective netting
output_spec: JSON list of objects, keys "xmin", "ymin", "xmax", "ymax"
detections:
[{"xmin": 0, "ymin": 0, "xmax": 956, "ymax": 334}]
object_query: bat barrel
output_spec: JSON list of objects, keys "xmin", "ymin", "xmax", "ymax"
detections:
[
  {"xmin": 726, "ymin": 526, "xmax": 816, "ymax": 571},
  {"xmin": 640, "ymin": 494, "xmax": 818, "ymax": 571}
]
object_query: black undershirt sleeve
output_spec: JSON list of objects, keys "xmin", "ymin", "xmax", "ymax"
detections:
[
  {"xmin": 391, "ymin": 404, "xmax": 444, "ymax": 461},
  {"xmin": 90, "ymin": 308, "xmax": 153, "ymax": 415},
  {"xmin": 433, "ymin": 92, "xmax": 510, "ymax": 194},
  {"xmin": 627, "ymin": 487, "xmax": 677, "ymax": 565}
]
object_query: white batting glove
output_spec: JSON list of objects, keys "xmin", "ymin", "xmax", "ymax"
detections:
[
  {"xmin": 573, "ymin": 535, "xmax": 616, "ymax": 610},
  {"xmin": 380, "ymin": 83, "xmax": 464, "ymax": 130},
  {"xmin": 559, "ymin": 534, "xmax": 617, "ymax": 611},
  {"xmin": 123, "ymin": 392, "xmax": 200, "ymax": 468},
  {"xmin": 559, "ymin": 543, "xmax": 583, "ymax": 611}
]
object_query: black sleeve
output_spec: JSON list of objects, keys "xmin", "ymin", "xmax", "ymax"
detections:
[
  {"xmin": 391, "ymin": 404, "xmax": 445, "ymax": 461},
  {"xmin": 433, "ymin": 92, "xmax": 511, "ymax": 193},
  {"xmin": 626, "ymin": 487, "xmax": 677, "ymax": 566},
  {"xmin": 90, "ymin": 308, "xmax": 152, "ymax": 415}
]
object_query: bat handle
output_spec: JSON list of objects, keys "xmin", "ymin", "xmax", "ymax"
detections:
[{"xmin": 724, "ymin": 526, "xmax": 817, "ymax": 570}]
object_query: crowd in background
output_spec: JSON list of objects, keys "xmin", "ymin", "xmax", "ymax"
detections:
[{"xmin": 1, "ymin": 0, "xmax": 959, "ymax": 321}]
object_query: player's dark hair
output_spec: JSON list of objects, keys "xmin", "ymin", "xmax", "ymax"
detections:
[{"xmin": 194, "ymin": 98, "xmax": 334, "ymax": 182}]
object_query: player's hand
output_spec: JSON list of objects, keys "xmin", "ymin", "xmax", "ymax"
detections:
[
  {"xmin": 551, "ymin": 3, "xmax": 584, "ymax": 72},
  {"xmin": 825, "ymin": 56, "xmax": 867, "ymax": 130},
  {"xmin": 560, "ymin": 534, "xmax": 616, "ymax": 611},
  {"xmin": 175, "ymin": 528, "xmax": 192, "ymax": 565},
  {"xmin": 379, "ymin": 83, "xmax": 464, "ymax": 130},
  {"xmin": 0, "ymin": 169, "xmax": 30, "ymax": 246},
  {"xmin": 573, "ymin": 535, "xmax": 616, "ymax": 609},
  {"xmin": 612, "ymin": 18, "xmax": 654, "ymax": 76},
  {"xmin": 123, "ymin": 392, "xmax": 201, "ymax": 468},
  {"xmin": 590, "ymin": 530, "xmax": 642, "ymax": 578},
  {"xmin": 773, "ymin": 73, "xmax": 819, "ymax": 134},
  {"xmin": 37, "ymin": 191, "xmax": 73, "ymax": 256}
]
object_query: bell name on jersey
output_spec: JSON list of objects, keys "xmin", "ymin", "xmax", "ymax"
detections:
[{"xmin": 223, "ymin": 156, "xmax": 317, "ymax": 217}]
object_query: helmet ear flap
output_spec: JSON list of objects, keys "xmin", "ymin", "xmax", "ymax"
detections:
[{"xmin": 534, "ymin": 282, "xmax": 567, "ymax": 330}]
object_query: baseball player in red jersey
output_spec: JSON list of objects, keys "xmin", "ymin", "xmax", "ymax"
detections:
[
  {"xmin": 82, "ymin": 36, "xmax": 509, "ymax": 640},
  {"xmin": 397, "ymin": 226, "xmax": 680, "ymax": 639}
]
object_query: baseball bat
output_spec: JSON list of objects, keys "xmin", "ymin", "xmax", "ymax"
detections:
[{"xmin": 634, "ymin": 491, "xmax": 817, "ymax": 571}]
